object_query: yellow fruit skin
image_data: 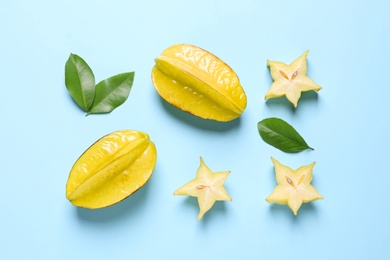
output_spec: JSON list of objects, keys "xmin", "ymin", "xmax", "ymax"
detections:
[
  {"xmin": 152, "ymin": 44, "xmax": 247, "ymax": 122},
  {"xmin": 66, "ymin": 130, "xmax": 157, "ymax": 209}
]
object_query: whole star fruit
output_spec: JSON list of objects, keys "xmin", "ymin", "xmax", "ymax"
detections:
[
  {"xmin": 152, "ymin": 44, "xmax": 247, "ymax": 122},
  {"xmin": 266, "ymin": 157, "xmax": 323, "ymax": 216},
  {"xmin": 66, "ymin": 130, "xmax": 157, "ymax": 209},
  {"xmin": 265, "ymin": 50, "xmax": 322, "ymax": 108},
  {"xmin": 174, "ymin": 157, "xmax": 232, "ymax": 220}
]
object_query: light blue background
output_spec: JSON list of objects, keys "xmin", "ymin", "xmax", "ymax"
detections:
[{"xmin": 1, "ymin": 0, "xmax": 389, "ymax": 259}]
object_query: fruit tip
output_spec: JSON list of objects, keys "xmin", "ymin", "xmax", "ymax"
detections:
[
  {"xmin": 270, "ymin": 157, "xmax": 277, "ymax": 163},
  {"xmin": 197, "ymin": 212, "xmax": 205, "ymax": 220}
]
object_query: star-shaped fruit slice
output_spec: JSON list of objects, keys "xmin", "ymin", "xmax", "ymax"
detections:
[
  {"xmin": 266, "ymin": 157, "xmax": 323, "ymax": 215},
  {"xmin": 174, "ymin": 157, "xmax": 232, "ymax": 220},
  {"xmin": 265, "ymin": 50, "xmax": 322, "ymax": 108}
]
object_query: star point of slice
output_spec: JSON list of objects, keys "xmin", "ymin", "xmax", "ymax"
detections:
[
  {"xmin": 265, "ymin": 50, "xmax": 322, "ymax": 108},
  {"xmin": 266, "ymin": 157, "xmax": 323, "ymax": 216},
  {"xmin": 174, "ymin": 157, "xmax": 232, "ymax": 220}
]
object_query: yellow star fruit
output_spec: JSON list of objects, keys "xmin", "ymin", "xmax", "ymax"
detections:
[
  {"xmin": 266, "ymin": 157, "xmax": 323, "ymax": 215},
  {"xmin": 265, "ymin": 50, "xmax": 322, "ymax": 108},
  {"xmin": 152, "ymin": 44, "xmax": 247, "ymax": 122},
  {"xmin": 66, "ymin": 130, "xmax": 157, "ymax": 209},
  {"xmin": 174, "ymin": 157, "xmax": 232, "ymax": 220}
]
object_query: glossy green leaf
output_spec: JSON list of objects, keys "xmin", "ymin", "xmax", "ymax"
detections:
[
  {"xmin": 87, "ymin": 72, "xmax": 135, "ymax": 115},
  {"xmin": 65, "ymin": 54, "xmax": 95, "ymax": 111},
  {"xmin": 257, "ymin": 117, "xmax": 313, "ymax": 153}
]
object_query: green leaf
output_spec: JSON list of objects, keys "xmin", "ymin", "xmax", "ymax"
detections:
[
  {"xmin": 87, "ymin": 72, "xmax": 135, "ymax": 115},
  {"xmin": 257, "ymin": 117, "xmax": 313, "ymax": 153},
  {"xmin": 65, "ymin": 54, "xmax": 95, "ymax": 111}
]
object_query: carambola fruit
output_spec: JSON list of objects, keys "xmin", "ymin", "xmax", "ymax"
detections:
[
  {"xmin": 152, "ymin": 44, "xmax": 247, "ymax": 122},
  {"xmin": 66, "ymin": 130, "xmax": 157, "ymax": 209}
]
